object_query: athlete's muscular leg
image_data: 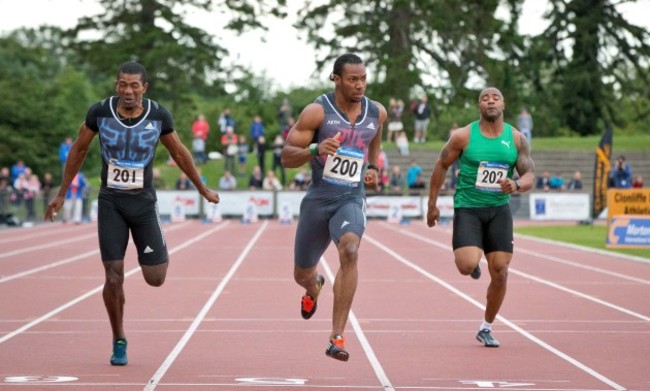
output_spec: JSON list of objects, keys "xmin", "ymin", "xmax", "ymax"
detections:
[
  {"xmin": 141, "ymin": 262, "xmax": 168, "ymax": 287},
  {"xmin": 331, "ymin": 232, "xmax": 360, "ymax": 338},
  {"xmin": 294, "ymin": 266, "xmax": 321, "ymax": 299},
  {"xmin": 484, "ymin": 251, "xmax": 512, "ymax": 323},
  {"xmin": 453, "ymin": 246, "xmax": 483, "ymax": 275},
  {"xmin": 103, "ymin": 260, "xmax": 125, "ymax": 341}
]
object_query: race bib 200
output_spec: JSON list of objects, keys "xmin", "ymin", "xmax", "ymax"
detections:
[{"xmin": 322, "ymin": 146, "xmax": 364, "ymax": 187}]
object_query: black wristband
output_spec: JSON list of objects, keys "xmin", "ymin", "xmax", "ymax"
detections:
[{"xmin": 367, "ymin": 164, "xmax": 379, "ymax": 172}]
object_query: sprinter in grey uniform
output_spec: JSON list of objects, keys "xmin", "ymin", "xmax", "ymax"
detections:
[{"xmin": 281, "ymin": 54, "xmax": 387, "ymax": 361}]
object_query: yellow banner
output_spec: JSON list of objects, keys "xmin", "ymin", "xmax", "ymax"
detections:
[{"xmin": 607, "ymin": 188, "xmax": 650, "ymax": 223}]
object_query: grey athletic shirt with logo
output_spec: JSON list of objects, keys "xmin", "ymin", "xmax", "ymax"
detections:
[{"xmin": 306, "ymin": 92, "xmax": 380, "ymax": 200}]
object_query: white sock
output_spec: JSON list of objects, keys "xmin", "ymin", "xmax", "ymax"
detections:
[{"xmin": 479, "ymin": 320, "xmax": 492, "ymax": 332}]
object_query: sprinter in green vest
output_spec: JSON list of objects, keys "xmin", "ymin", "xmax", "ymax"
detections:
[{"xmin": 426, "ymin": 87, "xmax": 535, "ymax": 347}]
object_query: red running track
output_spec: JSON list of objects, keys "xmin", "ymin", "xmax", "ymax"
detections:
[{"xmin": 0, "ymin": 219, "xmax": 649, "ymax": 390}]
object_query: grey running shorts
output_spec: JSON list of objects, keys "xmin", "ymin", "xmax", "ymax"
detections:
[{"xmin": 294, "ymin": 195, "xmax": 367, "ymax": 269}]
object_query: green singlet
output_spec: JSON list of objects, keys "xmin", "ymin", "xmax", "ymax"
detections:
[{"xmin": 454, "ymin": 121, "xmax": 518, "ymax": 208}]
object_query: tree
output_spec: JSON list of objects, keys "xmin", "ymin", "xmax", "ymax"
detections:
[
  {"xmin": 68, "ymin": 0, "xmax": 231, "ymax": 110},
  {"xmin": 540, "ymin": 0, "xmax": 650, "ymax": 135},
  {"xmin": 294, "ymin": 0, "xmax": 526, "ymax": 139}
]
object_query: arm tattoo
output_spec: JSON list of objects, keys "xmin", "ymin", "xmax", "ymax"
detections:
[{"xmin": 516, "ymin": 135, "xmax": 535, "ymax": 174}]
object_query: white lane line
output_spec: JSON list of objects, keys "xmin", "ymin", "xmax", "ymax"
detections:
[
  {"xmin": 516, "ymin": 233, "xmax": 650, "ymax": 264},
  {"xmin": 394, "ymin": 226, "xmax": 650, "ymax": 322},
  {"xmin": 0, "ymin": 224, "xmax": 91, "ymax": 245},
  {"xmin": 0, "ymin": 221, "xmax": 231, "ymax": 345},
  {"xmin": 320, "ymin": 256, "xmax": 395, "ymax": 391},
  {"xmin": 0, "ymin": 233, "xmax": 97, "ymax": 259},
  {"xmin": 0, "ymin": 249, "xmax": 99, "ymax": 284},
  {"xmin": 515, "ymin": 247, "xmax": 650, "ymax": 285},
  {"xmin": 365, "ymin": 233, "xmax": 627, "ymax": 391},
  {"xmin": 144, "ymin": 220, "xmax": 267, "ymax": 391},
  {"xmin": 0, "ymin": 222, "xmax": 190, "ymax": 285}
]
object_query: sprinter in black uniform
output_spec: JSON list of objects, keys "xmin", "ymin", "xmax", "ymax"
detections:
[
  {"xmin": 44, "ymin": 61, "xmax": 219, "ymax": 366},
  {"xmin": 281, "ymin": 54, "xmax": 387, "ymax": 361}
]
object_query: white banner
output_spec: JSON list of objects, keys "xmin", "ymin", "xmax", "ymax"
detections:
[
  {"xmin": 157, "ymin": 191, "xmax": 201, "ymax": 215},
  {"xmin": 276, "ymin": 191, "xmax": 307, "ymax": 216},
  {"xmin": 366, "ymin": 196, "xmax": 422, "ymax": 217},
  {"xmin": 529, "ymin": 193, "xmax": 591, "ymax": 220},
  {"xmin": 203, "ymin": 191, "xmax": 275, "ymax": 216}
]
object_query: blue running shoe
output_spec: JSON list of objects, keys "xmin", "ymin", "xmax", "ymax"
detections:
[
  {"xmin": 476, "ymin": 329, "xmax": 500, "ymax": 347},
  {"xmin": 110, "ymin": 338, "xmax": 128, "ymax": 366}
]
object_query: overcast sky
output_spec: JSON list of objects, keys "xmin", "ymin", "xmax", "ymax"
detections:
[{"xmin": 0, "ymin": 0, "xmax": 647, "ymax": 91}]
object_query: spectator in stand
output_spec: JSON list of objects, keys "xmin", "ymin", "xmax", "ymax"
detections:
[
  {"xmin": 271, "ymin": 134, "xmax": 286, "ymax": 186},
  {"xmin": 517, "ymin": 107, "xmax": 533, "ymax": 141},
  {"xmin": 567, "ymin": 170, "xmax": 583, "ymax": 191},
  {"xmin": 377, "ymin": 146, "xmax": 389, "ymax": 172},
  {"xmin": 221, "ymin": 126, "xmax": 238, "ymax": 174},
  {"xmin": 237, "ymin": 135, "xmax": 249, "ymax": 177},
  {"xmin": 406, "ymin": 159, "xmax": 422, "ymax": 189},
  {"xmin": 632, "ymin": 175, "xmax": 644, "ymax": 188},
  {"xmin": 40, "ymin": 172, "xmax": 55, "ymax": 212},
  {"xmin": 386, "ymin": 98, "xmax": 405, "ymax": 142},
  {"xmin": 248, "ymin": 165, "xmax": 264, "ymax": 190},
  {"xmin": 10, "ymin": 159, "xmax": 27, "ymax": 182},
  {"xmin": 249, "ymin": 115, "xmax": 265, "ymax": 152},
  {"xmin": 191, "ymin": 114, "xmax": 210, "ymax": 141},
  {"xmin": 59, "ymin": 137, "xmax": 73, "ymax": 173},
  {"xmin": 256, "ymin": 135, "xmax": 267, "ymax": 174},
  {"xmin": 263, "ymin": 170, "xmax": 282, "ymax": 191},
  {"xmin": 192, "ymin": 134, "xmax": 206, "ymax": 165},
  {"xmin": 396, "ymin": 131, "xmax": 410, "ymax": 156},
  {"xmin": 0, "ymin": 167, "xmax": 12, "ymax": 217},
  {"xmin": 609, "ymin": 155, "xmax": 633, "ymax": 188},
  {"xmin": 409, "ymin": 173, "xmax": 426, "ymax": 192},
  {"xmin": 64, "ymin": 172, "xmax": 86, "ymax": 224},
  {"xmin": 389, "ymin": 165, "xmax": 405, "ymax": 193},
  {"xmin": 281, "ymin": 117, "xmax": 295, "ymax": 140},
  {"xmin": 291, "ymin": 168, "xmax": 309, "ymax": 191},
  {"xmin": 277, "ymin": 99, "xmax": 293, "ymax": 131},
  {"xmin": 218, "ymin": 171, "xmax": 237, "ymax": 190},
  {"xmin": 16, "ymin": 168, "xmax": 41, "ymax": 220},
  {"xmin": 217, "ymin": 108, "xmax": 236, "ymax": 134},
  {"xmin": 152, "ymin": 168, "xmax": 166, "ymax": 190},
  {"xmin": 412, "ymin": 95, "xmax": 431, "ymax": 143},
  {"xmin": 549, "ymin": 172, "xmax": 564, "ymax": 190},
  {"xmin": 536, "ymin": 170, "xmax": 551, "ymax": 191},
  {"xmin": 175, "ymin": 172, "xmax": 193, "ymax": 190},
  {"xmin": 378, "ymin": 168, "xmax": 389, "ymax": 193}
]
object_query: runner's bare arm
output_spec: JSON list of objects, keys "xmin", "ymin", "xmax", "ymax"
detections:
[
  {"xmin": 44, "ymin": 123, "xmax": 96, "ymax": 221},
  {"xmin": 281, "ymin": 103, "xmax": 325, "ymax": 168},
  {"xmin": 514, "ymin": 130, "xmax": 535, "ymax": 192},
  {"xmin": 161, "ymin": 131, "xmax": 219, "ymax": 203}
]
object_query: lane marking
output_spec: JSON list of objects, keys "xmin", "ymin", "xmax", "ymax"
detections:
[
  {"xmin": 0, "ymin": 233, "xmax": 97, "ymax": 259},
  {"xmin": 393, "ymin": 226, "xmax": 650, "ymax": 322},
  {"xmin": 515, "ymin": 247, "xmax": 650, "ymax": 285},
  {"xmin": 515, "ymin": 233, "xmax": 650, "ymax": 264},
  {"xmin": 144, "ymin": 220, "xmax": 267, "ymax": 391},
  {"xmin": 320, "ymin": 256, "xmax": 395, "ymax": 391},
  {"xmin": 0, "ymin": 221, "xmax": 231, "ymax": 345},
  {"xmin": 0, "ymin": 222, "xmax": 189, "ymax": 285},
  {"xmin": 0, "ymin": 224, "xmax": 90, "ymax": 245},
  {"xmin": 365, "ymin": 233, "xmax": 627, "ymax": 391}
]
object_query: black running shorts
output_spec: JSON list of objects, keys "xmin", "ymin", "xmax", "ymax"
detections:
[
  {"xmin": 452, "ymin": 204, "xmax": 513, "ymax": 254},
  {"xmin": 97, "ymin": 189, "xmax": 168, "ymax": 265}
]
